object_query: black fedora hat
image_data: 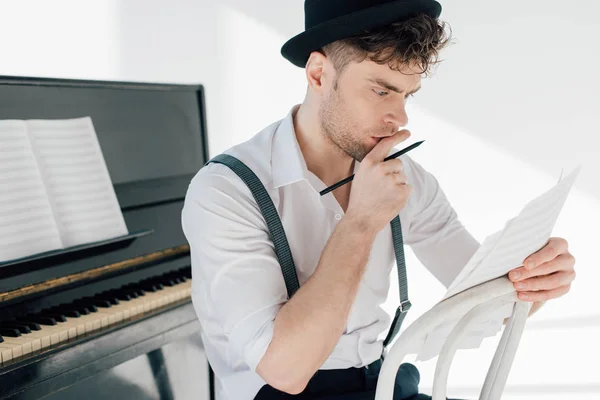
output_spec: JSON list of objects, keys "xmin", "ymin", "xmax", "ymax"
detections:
[{"xmin": 281, "ymin": 0, "xmax": 442, "ymax": 68}]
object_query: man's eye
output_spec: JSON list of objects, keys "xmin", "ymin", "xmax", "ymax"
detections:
[{"xmin": 375, "ymin": 90, "xmax": 388, "ymax": 97}]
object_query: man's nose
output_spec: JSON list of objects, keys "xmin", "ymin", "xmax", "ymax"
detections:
[{"xmin": 383, "ymin": 106, "xmax": 409, "ymax": 131}]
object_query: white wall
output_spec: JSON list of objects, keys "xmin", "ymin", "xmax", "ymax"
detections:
[{"xmin": 1, "ymin": 0, "xmax": 598, "ymax": 398}]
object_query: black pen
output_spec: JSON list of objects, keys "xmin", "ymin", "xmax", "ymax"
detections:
[{"xmin": 319, "ymin": 140, "xmax": 425, "ymax": 196}]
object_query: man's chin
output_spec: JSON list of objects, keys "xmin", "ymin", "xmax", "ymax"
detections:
[{"xmin": 354, "ymin": 147, "xmax": 372, "ymax": 162}]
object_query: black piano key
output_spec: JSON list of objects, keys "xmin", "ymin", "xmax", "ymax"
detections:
[
  {"xmin": 36, "ymin": 311, "xmax": 67, "ymax": 323},
  {"xmin": 129, "ymin": 287, "xmax": 145, "ymax": 296},
  {"xmin": 161, "ymin": 278, "xmax": 177, "ymax": 287},
  {"xmin": 53, "ymin": 314, "xmax": 68, "ymax": 322},
  {"xmin": 124, "ymin": 287, "xmax": 145, "ymax": 298},
  {"xmin": 141, "ymin": 284, "xmax": 161, "ymax": 292},
  {"xmin": 71, "ymin": 301, "xmax": 98, "ymax": 312},
  {"xmin": 59, "ymin": 302, "xmax": 91, "ymax": 314},
  {"xmin": 108, "ymin": 296, "xmax": 120, "ymax": 304},
  {"xmin": 149, "ymin": 280, "xmax": 165, "ymax": 289},
  {"xmin": 77, "ymin": 296, "xmax": 112, "ymax": 308},
  {"xmin": 50, "ymin": 307, "xmax": 81, "ymax": 318},
  {"xmin": 12, "ymin": 321, "xmax": 41, "ymax": 331},
  {"xmin": 138, "ymin": 280, "xmax": 157, "ymax": 291},
  {"xmin": 141, "ymin": 276, "xmax": 163, "ymax": 285},
  {"xmin": 92, "ymin": 299, "xmax": 112, "ymax": 308},
  {"xmin": 69, "ymin": 306, "xmax": 90, "ymax": 315},
  {"xmin": 19, "ymin": 316, "xmax": 57, "ymax": 326},
  {"xmin": 93, "ymin": 295, "xmax": 120, "ymax": 305},
  {"xmin": 115, "ymin": 292, "xmax": 133, "ymax": 301},
  {"xmin": 0, "ymin": 323, "xmax": 31, "ymax": 334},
  {"xmin": 0, "ymin": 328, "xmax": 21, "ymax": 337},
  {"xmin": 115, "ymin": 286, "xmax": 137, "ymax": 298},
  {"xmin": 65, "ymin": 309, "xmax": 81, "ymax": 318}
]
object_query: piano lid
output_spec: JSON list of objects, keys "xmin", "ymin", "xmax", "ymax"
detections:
[{"xmin": 0, "ymin": 76, "xmax": 208, "ymax": 292}]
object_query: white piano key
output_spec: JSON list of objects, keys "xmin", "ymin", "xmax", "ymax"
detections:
[
  {"xmin": 0, "ymin": 341, "xmax": 22, "ymax": 361},
  {"xmin": 0, "ymin": 337, "xmax": 32, "ymax": 356},
  {"xmin": 0, "ymin": 346, "xmax": 16, "ymax": 363},
  {"xmin": 7, "ymin": 334, "xmax": 43, "ymax": 353},
  {"xmin": 1, "ymin": 277, "xmax": 193, "ymax": 366}
]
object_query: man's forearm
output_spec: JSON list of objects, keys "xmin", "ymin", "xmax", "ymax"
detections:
[{"xmin": 256, "ymin": 215, "xmax": 377, "ymax": 394}]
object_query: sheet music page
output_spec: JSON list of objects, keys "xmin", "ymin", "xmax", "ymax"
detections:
[
  {"xmin": 444, "ymin": 165, "xmax": 581, "ymax": 300},
  {"xmin": 25, "ymin": 117, "xmax": 128, "ymax": 247},
  {"xmin": 406, "ymin": 165, "xmax": 581, "ymax": 361},
  {"xmin": 0, "ymin": 120, "xmax": 63, "ymax": 263},
  {"xmin": 442, "ymin": 225, "xmax": 509, "ymax": 298}
]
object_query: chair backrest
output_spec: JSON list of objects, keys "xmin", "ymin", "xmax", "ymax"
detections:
[{"xmin": 375, "ymin": 276, "xmax": 531, "ymax": 400}]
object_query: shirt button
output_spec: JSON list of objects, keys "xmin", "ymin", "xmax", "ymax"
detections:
[{"xmin": 335, "ymin": 214, "xmax": 342, "ymax": 221}]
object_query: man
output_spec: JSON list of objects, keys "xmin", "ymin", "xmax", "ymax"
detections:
[{"xmin": 181, "ymin": 1, "xmax": 577, "ymax": 399}]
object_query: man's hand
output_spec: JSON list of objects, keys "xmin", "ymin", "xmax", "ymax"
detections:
[
  {"xmin": 508, "ymin": 237, "xmax": 576, "ymax": 309},
  {"xmin": 346, "ymin": 129, "xmax": 413, "ymax": 236}
]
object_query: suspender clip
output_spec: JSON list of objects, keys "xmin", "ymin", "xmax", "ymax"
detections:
[{"xmin": 398, "ymin": 300, "xmax": 412, "ymax": 313}]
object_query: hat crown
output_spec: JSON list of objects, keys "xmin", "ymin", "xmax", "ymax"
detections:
[
  {"xmin": 283, "ymin": 0, "xmax": 442, "ymax": 68},
  {"xmin": 305, "ymin": 0, "xmax": 408, "ymax": 29}
]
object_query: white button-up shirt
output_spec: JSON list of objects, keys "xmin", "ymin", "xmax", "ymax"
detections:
[{"xmin": 181, "ymin": 105, "xmax": 480, "ymax": 400}]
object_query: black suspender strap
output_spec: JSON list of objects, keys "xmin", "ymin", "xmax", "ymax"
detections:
[
  {"xmin": 383, "ymin": 216, "xmax": 411, "ymax": 347},
  {"xmin": 208, "ymin": 154, "xmax": 300, "ymax": 298},
  {"xmin": 206, "ymin": 154, "xmax": 410, "ymax": 347}
]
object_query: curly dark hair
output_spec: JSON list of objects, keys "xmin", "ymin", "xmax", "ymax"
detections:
[{"xmin": 321, "ymin": 13, "xmax": 453, "ymax": 79}]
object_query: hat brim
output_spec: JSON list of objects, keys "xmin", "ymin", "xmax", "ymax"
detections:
[{"xmin": 281, "ymin": 0, "xmax": 442, "ymax": 68}]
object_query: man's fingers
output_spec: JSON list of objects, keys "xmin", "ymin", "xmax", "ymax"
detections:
[
  {"xmin": 517, "ymin": 285, "xmax": 571, "ymax": 302},
  {"xmin": 508, "ymin": 254, "xmax": 573, "ymax": 282},
  {"xmin": 523, "ymin": 237, "xmax": 569, "ymax": 270},
  {"xmin": 378, "ymin": 158, "xmax": 404, "ymax": 175},
  {"xmin": 512, "ymin": 271, "xmax": 575, "ymax": 292},
  {"xmin": 365, "ymin": 130, "xmax": 411, "ymax": 163},
  {"xmin": 509, "ymin": 253, "xmax": 575, "ymax": 282}
]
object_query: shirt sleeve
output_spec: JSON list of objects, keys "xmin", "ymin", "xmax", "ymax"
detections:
[
  {"xmin": 403, "ymin": 156, "xmax": 481, "ymax": 288},
  {"xmin": 181, "ymin": 163, "xmax": 288, "ymax": 371}
]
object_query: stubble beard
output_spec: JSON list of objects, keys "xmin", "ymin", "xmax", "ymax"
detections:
[{"xmin": 318, "ymin": 88, "xmax": 370, "ymax": 162}]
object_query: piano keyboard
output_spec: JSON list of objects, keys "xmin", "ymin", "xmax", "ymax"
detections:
[{"xmin": 0, "ymin": 268, "xmax": 192, "ymax": 364}]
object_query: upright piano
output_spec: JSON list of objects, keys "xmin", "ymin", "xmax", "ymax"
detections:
[{"xmin": 0, "ymin": 76, "xmax": 212, "ymax": 399}]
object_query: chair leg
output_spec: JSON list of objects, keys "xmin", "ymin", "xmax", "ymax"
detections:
[
  {"xmin": 480, "ymin": 302, "xmax": 530, "ymax": 400},
  {"xmin": 432, "ymin": 293, "xmax": 516, "ymax": 400},
  {"xmin": 147, "ymin": 348, "xmax": 174, "ymax": 400}
]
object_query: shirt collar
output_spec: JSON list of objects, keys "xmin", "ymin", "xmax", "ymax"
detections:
[
  {"xmin": 271, "ymin": 105, "xmax": 310, "ymax": 189},
  {"xmin": 271, "ymin": 104, "xmax": 361, "ymax": 190}
]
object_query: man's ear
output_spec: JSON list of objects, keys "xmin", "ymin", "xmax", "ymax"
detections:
[{"xmin": 305, "ymin": 50, "xmax": 331, "ymax": 94}]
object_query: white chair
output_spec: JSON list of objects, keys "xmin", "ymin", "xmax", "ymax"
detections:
[{"xmin": 375, "ymin": 276, "xmax": 531, "ymax": 400}]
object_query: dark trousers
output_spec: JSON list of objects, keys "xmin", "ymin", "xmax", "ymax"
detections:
[{"xmin": 254, "ymin": 358, "xmax": 463, "ymax": 400}]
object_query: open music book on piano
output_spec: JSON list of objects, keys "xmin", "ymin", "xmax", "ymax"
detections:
[{"xmin": 0, "ymin": 117, "xmax": 128, "ymax": 263}]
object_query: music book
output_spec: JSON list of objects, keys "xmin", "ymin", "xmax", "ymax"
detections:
[{"xmin": 0, "ymin": 117, "xmax": 128, "ymax": 264}]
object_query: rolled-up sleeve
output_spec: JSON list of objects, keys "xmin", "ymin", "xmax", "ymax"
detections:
[
  {"xmin": 403, "ymin": 157, "xmax": 481, "ymax": 288},
  {"xmin": 181, "ymin": 163, "xmax": 288, "ymax": 371}
]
